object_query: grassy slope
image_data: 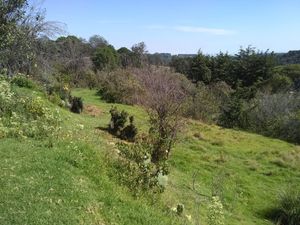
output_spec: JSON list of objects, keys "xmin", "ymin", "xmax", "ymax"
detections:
[{"xmin": 1, "ymin": 88, "xmax": 299, "ymax": 225}]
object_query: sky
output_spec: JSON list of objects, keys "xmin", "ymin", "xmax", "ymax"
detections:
[{"xmin": 34, "ymin": 0, "xmax": 300, "ymax": 54}]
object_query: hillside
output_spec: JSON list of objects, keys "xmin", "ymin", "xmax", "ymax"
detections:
[{"xmin": 1, "ymin": 87, "xmax": 299, "ymax": 225}]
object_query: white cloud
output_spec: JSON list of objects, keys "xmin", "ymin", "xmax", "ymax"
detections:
[
  {"xmin": 174, "ymin": 26, "xmax": 236, "ymax": 35},
  {"xmin": 146, "ymin": 24, "xmax": 236, "ymax": 35}
]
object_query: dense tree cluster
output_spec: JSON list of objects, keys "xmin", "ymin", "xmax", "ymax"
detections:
[
  {"xmin": 171, "ymin": 47, "xmax": 276, "ymax": 88},
  {"xmin": 170, "ymin": 47, "xmax": 300, "ymax": 143}
]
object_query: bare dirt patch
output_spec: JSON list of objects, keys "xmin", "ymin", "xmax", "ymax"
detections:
[{"xmin": 84, "ymin": 105, "xmax": 102, "ymax": 117}]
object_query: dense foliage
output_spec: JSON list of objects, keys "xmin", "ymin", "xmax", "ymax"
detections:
[
  {"xmin": 0, "ymin": 77, "xmax": 60, "ymax": 139},
  {"xmin": 97, "ymin": 70, "xmax": 142, "ymax": 104},
  {"xmin": 114, "ymin": 141, "xmax": 165, "ymax": 195},
  {"xmin": 169, "ymin": 47, "xmax": 300, "ymax": 143}
]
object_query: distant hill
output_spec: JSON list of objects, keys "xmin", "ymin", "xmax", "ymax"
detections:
[
  {"xmin": 147, "ymin": 53, "xmax": 172, "ymax": 65},
  {"xmin": 147, "ymin": 51, "xmax": 300, "ymax": 66},
  {"xmin": 147, "ymin": 53, "xmax": 197, "ymax": 65},
  {"xmin": 176, "ymin": 54, "xmax": 197, "ymax": 58},
  {"xmin": 276, "ymin": 50, "xmax": 300, "ymax": 65}
]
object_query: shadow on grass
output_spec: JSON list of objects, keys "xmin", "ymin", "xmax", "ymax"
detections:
[
  {"xmin": 95, "ymin": 126, "xmax": 119, "ymax": 139},
  {"xmin": 259, "ymin": 207, "xmax": 287, "ymax": 225},
  {"xmin": 96, "ymin": 126, "xmax": 109, "ymax": 132}
]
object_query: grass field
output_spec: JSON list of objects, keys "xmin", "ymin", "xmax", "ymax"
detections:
[{"xmin": 0, "ymin": 88, "xmax": 299, "ymax": 225}]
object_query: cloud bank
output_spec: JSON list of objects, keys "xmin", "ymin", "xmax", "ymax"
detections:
[
  {"xmin": 173, "ymin": 26, "xmax": 236, "ymax": 35},
  {"xmin": 146, "ymin": 25, "xmax": 236, "ymax": 35}
]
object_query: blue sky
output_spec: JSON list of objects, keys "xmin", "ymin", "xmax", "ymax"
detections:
[{"xmin": 37, "ymin": 0, "xmax": 300, "ymax": 54}]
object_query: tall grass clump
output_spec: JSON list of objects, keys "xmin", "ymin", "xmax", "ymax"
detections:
[{"xmin": 266, "ymin": 188, "xmax": 300, "ymax": 225}]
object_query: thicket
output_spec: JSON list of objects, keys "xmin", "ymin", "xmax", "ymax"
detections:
[
  {"xmin": 185, "ymin": 81, "xmax": 232, "ymax": 123},
  {"xmin": 0, "ymin": 77, "xmax": 61, "ymax": 139},
  {"xmin": 97, "ymin": 70, "xmax": 142, "ymax": 105},
  {"xmin": 169, "ymin": 47, "xmax": 300, "ymax": 143}
]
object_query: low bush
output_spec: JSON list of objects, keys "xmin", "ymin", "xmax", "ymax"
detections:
[
  {"xmin": 120, "ymin": 116, "xmax": 138, "ymax": 142},
  {"xmin": 97, "ymin": 70, "xmax": 142, "ymax": 105},
  {"xmin": 11, "ymin": 74, "xmax": 37, "ymax": 89},
  {"xmin": 176, "ymin": 204, "xmax": 184, "ymax": 216},
  {"xmin": 108, "ymin": 106, "xmax": 128, "ymax": 135},
  {"xmin": 48, "ymin": 92, "xmax": 64, "ymax": 106},
  {"xmin": 114, "ymin": 140, "xmax": 166, "ymax": 195},
  {"xmin": 46, "ymin": 83, "xmax": 71, "ymax": 103},
  {"xmin": 70, "ymin": 96, "xmax": 83, "ymax": 114},
  {"xmin": 108, "ymin": 107, "xmax": 137, "ymax": 141}
]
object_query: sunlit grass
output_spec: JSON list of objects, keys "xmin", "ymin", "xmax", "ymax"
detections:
[{"xmin": 0, "ymin": 88, "xmax": 299, "ymax": 225}]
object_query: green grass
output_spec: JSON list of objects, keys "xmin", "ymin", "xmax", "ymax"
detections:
[{"xmin": 0, "ymin": 88, "xmax": 299, "ymax": 225}]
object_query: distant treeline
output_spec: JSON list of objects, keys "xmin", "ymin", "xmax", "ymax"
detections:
[
  {"xmin": 148, "ymin": 50, "xmax": 300, "ymax": 66},
  {"xmin": 276, "ymin": 50, "xmax": 300, "ymax": 65}
]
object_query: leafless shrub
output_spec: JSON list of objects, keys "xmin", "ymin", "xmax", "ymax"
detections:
[{"xmin": 132, "ymin": 67, "xmax": 190, "ymax": 163}]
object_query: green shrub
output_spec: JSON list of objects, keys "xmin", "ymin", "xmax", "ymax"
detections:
[
  {"xmin": 45, "ymin": 83, "xmax": 73, "ymax": 109},
  {"xmin": 114, "ymin": 141, "xmax": 165, "ymax": 195},
  {"xmin": 46, "ymin": 83, "xmax": 71, "ymax": 102},
  {"xmin": 120, "ymin": 116, "xmax": 138, "ymax": 141},
  {"xmin": 92, "ymin": 45, "xmax": 119, "ymax": 71},
  {"xmin": 279, "ymin": 114, "xmax": 300, "ymax": 143},
  {"xmin": 97, "ymin": 70, "xmax": 142, "ymax": 105},
  {"xmin": 108, "ymin": 106, "xmax": 128, "ymax": 135},
  {"xmin": 218, "ymin": 94, "xmax": 245, "ymax": 128},
  {"xmin": 239, "ymin": 92, "xmax": 300, "ymax": 143},
  {"xmin": 176, "ymin": 204, "xmax": 184, "ymax": 216},
  {"xmin": 107, "ymin": 107, "xmax": 138, "ymax": 141},
  {"xmin": 70, "ymin": 96, "xmax": 83, "ymax": 114},
  {"xmin": 48, "ymin": 92, "xmax": 63, "ymax": 106},
  {"xmin": 0, "ymin": 80, "xmax": 14, "ymax": 113},
  {"xmin": 266, "ymin": 74, "xmax": 293, "ymax": 93},
  {"xmin": 0, "ymin": 80, "xmax": 61, "ymax": 139},
  {"xmin": 11, "ymin": 74, "xmax": 36, "ymax": 89}
]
